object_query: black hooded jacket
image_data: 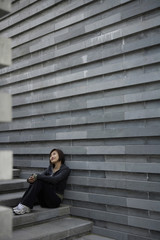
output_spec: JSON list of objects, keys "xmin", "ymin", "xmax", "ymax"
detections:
[{"xmin": 37, "ymin": 164, "xmax": 70, "ymax": 195}]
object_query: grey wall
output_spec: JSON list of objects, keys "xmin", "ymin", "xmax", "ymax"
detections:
[
  {"xmin": 0, "ymin": 1, "xmax": 12, "ymax": 239},
  {"xmin": 0, "ymin": 0, "xmax": 160, "ymax": 239}
]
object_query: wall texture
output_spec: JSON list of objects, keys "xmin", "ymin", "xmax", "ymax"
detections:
[
  {"xmin": 0, "ymin": 0, "xmax": 160, "ymax": 239},
  {"xmin": 0, "ymin": 1, "xmax": 12, "ymax": 239}
]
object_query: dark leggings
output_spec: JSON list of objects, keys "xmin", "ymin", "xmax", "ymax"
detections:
[{"xmin": 21, "ymin": 180, "xmax": 61, "ymax": 209}]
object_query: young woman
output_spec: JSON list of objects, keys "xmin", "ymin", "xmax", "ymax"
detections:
[{"xmin": 13, "ymin": 148, "xmax": 70, "ymax": 215}]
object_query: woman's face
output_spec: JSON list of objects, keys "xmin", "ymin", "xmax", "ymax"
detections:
[{"xmin": 50, "ymin": 150, "xmax": 59, "ymax": 164}]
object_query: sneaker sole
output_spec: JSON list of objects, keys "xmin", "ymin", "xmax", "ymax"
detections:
[{"xmin": 13, "ymin": 208, "xmax": 31, "ymax": 215}]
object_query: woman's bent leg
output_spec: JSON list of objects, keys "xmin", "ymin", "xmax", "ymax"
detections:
[
  {"xmin": 40, "ymin": 184, "xmax": 61, "ymax": 208},
  {"xmin": 13, "ymin": 184, "xmax": 33, "ymax": 211},
  {"xmin": 20, "ymin": 180, "xmax": 61, "ymax": 209},
  {"xmin": 21, "ymin": 180, "xmax": 44, "ymax": 209},
  {"xmin": 21, "ymin": 184, "xmax": 32, "ymax": 202}
]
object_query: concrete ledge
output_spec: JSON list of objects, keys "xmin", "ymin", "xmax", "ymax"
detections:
[
  {"xmin": 1, "ymin": 44, "xmax": 159, "ymax": 87},
  {"xmin": 71, "ymin": 206, "xmax": 128, "ymax": 226},
  {"xmin": 0, "ymin": 37, "xmax": 12, "ymax": 67},
  {"xmin": 12, "ymin": 79, "xmax": 160, "ymax": 106},
  {"xmin": 1, "ymin": 26, "xmax": 159, "ymax": 77},
  {"xmin": 12, "ymin": 8, "xmax": 160, "ymax": 53},
  {"xmin": 0, "ymin": 0, "xmax": 89, "ymax": 34},
  {"xmin": 67, "ymin": 176, "xmax": 160, "ymax": 192},
  {"xmin": 11, "ymin": 14, "xmax": 159, "ymax": 61},
  {"xmin": 0, "ymin": 191, "xmax": 24, "ymax": 207},
  {"xmin": 0, "ymin": 93, "xmax": 12, "ymax": 122},
  {"xmin": 11, "ymin": 144, "xmax": 160, "ymax": 156},
  {"xmin": 85, "ymin": 1, "xmax": 160, "ymax": 33},
  {"xmin": 75, "ymin": 234, "xmax": 113, "ymax": 240},
  {"xmin": 0, "ymin": 151, "xmax": 13, "ymax": 179},
  {"xmin": 92, "ymin": 226, "xmax": 127, "ymax": 240},
  {"xmin": 128, "ymin": 215, "xmax": 160, "ymax": 232},
  {"xmin": 1, "ymin": 126, "xmax": 160, "ymax": 143},
  {"xmin": 11, "ymin": 90, "xmax": 160, "ymax": 119},
  {"xmin": 13, "ymin": 159, "xmax": 160, "ymax": 174},
  {"xmin": 87, "ymin": 89, "xmax": 160, "ymax": 108},
  {"xmin": 11, "ymin": 217, "xmax": 92, "ymax": 240},
  {"xmin": 13, "ymin": 205, "xmax": 70, "ymax": 229},
  {"xmin": 0, "ymin": 106, "xmax": 160, "ymax": 131},
  {"xmin": 65, "ymin": 190, "xmax": 160, "ymax": 212},
  {"xmin": 0, "ymin": 206, "xmax": 12, "ymax": 240},
  {"xmin": 0, "ymin": 0, "xmax": 11, "ymax": 18},
  {"xmin": 0, "ymin": 0, "xmax": 62, "ymax": 31},
  {"xmin": 67, "ymin": 161, "xmax": 160, "ymax": 174},
  {"xmin": 0, "ymin": 179, "xmax": 28, "ymax": 192},
  {"xmin": 71, "ymin": 206, "xmax": 160, "ymax": 231},
  {"xmin": 7, "ymin": 66, "xmax": 159, "ymax": 100}
]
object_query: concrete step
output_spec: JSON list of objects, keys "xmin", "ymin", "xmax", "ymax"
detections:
[
  {"xmin": 0, "ymin": 177, "xmax": 109, "ymax": 240},
  {"xmin": 13, "ymin": 205, "xmax": 70, "ymax": 229},
  {"xmin": 10, "ymin": 217, "xmax": 92, "ymax": 240},
  {"xmin": 0, "ymin": 206, "xmax": 12, "ymax": 240},
  {"xmin": 0, "ymin": 191, "xmax": 25, "ymax": 207},
  {"xmin": 0, "ymin": 179, "xmax": 28, "ymax": 193},
  {"xmin": 75, "ymin": 234, "xmax": 114, "ymax": 240}
]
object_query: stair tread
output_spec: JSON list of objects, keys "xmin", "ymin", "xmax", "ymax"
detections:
[
  {"xmin": 75, "ymin": 234, "xmax": 114, "ymax": 240},
  {"xmin": 11, "ymin": 217, "xmax": 92, "ymax": 240},
  {"xmin": 13, "ymin": 205, "xmax": 70, "ymax": 228},
  {"xmin": 0, "ymin": 179, "xmax": 28, "ymax": 193},
  {"xmin": 0, "ymin": 191, "xmax": 25, "ymax": 207},
  {"xmin": 0, "ymin": 191, "xmax": 24, "ymax": 201},
  {"xmin": 0, "ymin": 178, "xmax": 26, "ymax": 185}
]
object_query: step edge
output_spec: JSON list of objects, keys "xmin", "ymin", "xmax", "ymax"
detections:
[
  {"xmin": 13, "ymin": 205, "xmax": 71, "ymax": 228},
  {"xmin": 11, "ymin": 217, "xmax": 93, "ymax": 240}
]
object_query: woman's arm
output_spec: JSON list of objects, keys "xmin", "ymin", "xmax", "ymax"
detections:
[
  {"xmin": 27, "ymin": 166, "xmax": 51, "ymax": 183},
  {"xmin": 37, "ymin": 167, "xmax": 70, "ymax": 184}
]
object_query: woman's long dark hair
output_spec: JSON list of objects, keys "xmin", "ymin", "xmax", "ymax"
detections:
[{"xmin": 49, "ymin": 148, "xmax": 65, "ymax": 164}]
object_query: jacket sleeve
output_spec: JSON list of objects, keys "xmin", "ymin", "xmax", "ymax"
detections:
[{"xmin": 37, "ymin": 167, "xmax": 70, "ymax": 184}]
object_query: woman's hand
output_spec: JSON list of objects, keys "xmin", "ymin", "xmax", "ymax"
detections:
[{"xmin": 27, "ymin": 174, "xmax": 37, "ymax": 183}]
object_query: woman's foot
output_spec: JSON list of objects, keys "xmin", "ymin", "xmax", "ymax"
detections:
[
  {"xmin": 13, "ymin": 203, "xmax": 22, "ymax": 211},
  {"xmin": 13, "ymin": 203, "xmax": 31, "ymax": 215}
]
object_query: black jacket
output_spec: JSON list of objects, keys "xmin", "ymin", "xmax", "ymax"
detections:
[{"xmin": 37, "ymin": 164, "xmax": 70, "ymax": 195}]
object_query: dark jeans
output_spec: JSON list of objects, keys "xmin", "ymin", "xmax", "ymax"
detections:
[{"xmin": 21, "ymin": 180, "xmax": 61, "ymax": 209}]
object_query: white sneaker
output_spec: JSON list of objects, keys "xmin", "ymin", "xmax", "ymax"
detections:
[
  {"xmin": 13, "ymin": 203, "xmax": 22, "ymax": 211},
  {"xmin": 13, "ymin": 204, "xmax": 31, "ymax": 215}
]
